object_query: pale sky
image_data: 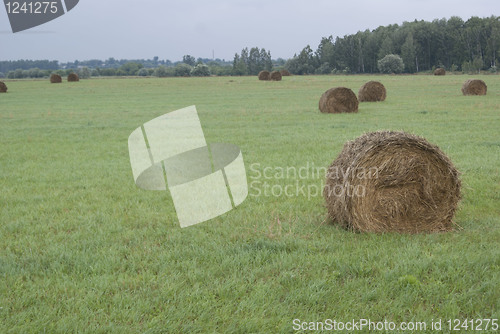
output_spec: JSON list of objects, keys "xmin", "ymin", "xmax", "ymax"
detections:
[{"xmin": 0, "ymin": 0, "xmax": 497, "ymax": 62}]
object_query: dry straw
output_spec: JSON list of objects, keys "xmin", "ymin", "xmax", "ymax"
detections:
[
  {"xmin": 323, "ymin": 131, "xmax": 461, "ymax": 233},
  {"xmin": 434, "ymin": 68, "xmax": 446, "ymax": 76},
  {"xmin": 0, "ymin": 81, "xmax": 7, "ymax": 93},
  {"xmin": 358, "ymin": 81, "xmax": 386, "ymax": 102},
  {"xmin": 67, "ymin": 73, "xmax": 80, "ymax": 82},
  {"xmin": 319, "ymin": 87, "xmax": 359, "ymax": 113},
  {"xmin": 462, "ymin": 79, "xmax": 487, "ymax": 96},
  {"xmin": 258, "ymin": 70, "xmax": 270, "ymax": 81},
  {"xmin": 280, "ymin": 69, "xmax": 291, "ymax": 76},
  {"xmin": 50, "ymin": 74, "xmax": 62, "ymax": 83},
  {"xmin": 270, "ymin": 71, "xmax": 282, "ymax": 81}
]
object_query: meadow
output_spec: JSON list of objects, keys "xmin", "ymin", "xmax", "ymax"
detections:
[{"xmin": 0, "ymin": 74, "xmax": 499, "ymax": 333}]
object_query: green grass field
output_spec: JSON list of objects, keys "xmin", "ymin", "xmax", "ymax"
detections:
[{"xmin": 1, "ymin": 75, "xmax": 499, "ymax": 333}]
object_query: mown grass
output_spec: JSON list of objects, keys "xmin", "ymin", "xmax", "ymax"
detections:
[{"xmin": 0, "ymin": 74, "xmax": 499, "ymax": 333}]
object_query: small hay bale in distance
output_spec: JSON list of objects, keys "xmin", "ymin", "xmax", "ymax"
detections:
[
  {"xmin": 67, "ymin": 73, "xmax": 80, "ymax": 82},
  {"xmin": 461, "ymin": 79, "xmax": 487, "ymax": 96},
  {"xmin": 319, "ymin": 87, "xmax": 359, "ymax": 113},
  {"xmin": 270, "ymin": 71, "xmax": 282, "ymax": 81},
  {"xmin": 434, "ymin": 68, "xmax": 446, "ymax": 76},
  {"xmin": 280, "ymin": 69, "xmax": 291, "ymax": 76},
  {"xmin": 358, "ymin": 81, "xmax": 386, "ymax": 102},
  {"xmin": 0, "ymin": 81, "xmax": 7, "ymax": 93},
  {"xmin": 258, "ymin": 70, "xmax": 270, "ymax": 81},
  {"xmin": 323, "ymin": 131, "xmax": 461, "ymax": 233},
  {"xmin": 50, "ymin": 74, "xmax": 62, "ymax": 83}
]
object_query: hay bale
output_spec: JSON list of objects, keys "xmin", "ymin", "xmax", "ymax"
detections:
[
  {"xmin": 270, "ymin": 71, "xmax": 282, "ymax": 81},
  {"xmin": 358, "ymin": 81, "xmax": 386, "ymax": 102},
  {"xmin": 67, "ymin": 73, "xmax": 79, "ymax": 82},
  {"xmin": 434, "ymin": 68, "xmax": 446, "ymax": 76},
  {"xmin": 319, "ymin": 87, "xmax": 359, "ymax": 113},
  {"xmin": 0, "ymin": 81, "xmax": 7, "ymax": 93},
  {"xmin": 50, "ymin": 74, "xmax": 62, "ymax": 83},
  {"xmin": 323, "ymin": 131, "xmax": 461, "ymax": 233},
  {"xmin": 461, "ymin": 79, "xmax": 487, "ymax": 96},
  {"xmin": 280, "ymin": 69, "xmax": 291, "ymax": 76},
  {"xmin": 258, "ymin": 70, "xmax": 270, "ymax": 81}
]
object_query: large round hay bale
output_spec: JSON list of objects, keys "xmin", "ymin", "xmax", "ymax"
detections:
[
  {"xmin": 270, "ymin": 71, "xmax": 282, "ymax": 81},
  {"xmin": 50, "ymin": 74, "xmax": 62, "ymax": 83},
  {"xmin": 323, "ymin": 131, "xmax": 461, "ymax": 233},
  {"xmin": 0, "ymin": 81, "xmax": 7, "ymax": 93},
  {"xmin": 67, "ymin": 73, "xmax": 79, "ymax": 82},
  {"xmin": 280, "ymin": 69, "xmax": 291, "ymax": 76},
  {"xmin": 461, "ymin": 79, "xmax": 487, "ymax": 96},
  {"xmin": 319, "ymin": 87, "xmax": 359, "ymax": 113},
  {"xmin": 358, "ymin": 81, "xmax": 386, "ymax": 102},
  {"xmin": 434, "ymin": 68, "xmax": 446, "ymax": 76},
  {"xmin": 258, "ymin": 70, "xmax": 270, "ymax": 81}
]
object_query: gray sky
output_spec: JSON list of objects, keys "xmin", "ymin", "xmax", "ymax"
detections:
[{"xmin": 0, "ymin": 0, "xmax": 497, "ymax": 62}]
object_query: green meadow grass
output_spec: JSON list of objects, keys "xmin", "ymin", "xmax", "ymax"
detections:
[{"xmin": 0, "ymin": 75, "xmax": 499, "ymax": 333}]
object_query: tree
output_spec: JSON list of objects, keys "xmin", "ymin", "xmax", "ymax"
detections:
[
  {"xmin": 285, "ymin": 45, "xmax": 315, "ymax": 74},
  {"xmin": 401, "ymin": 32, "xmax": 417, "ymax": 72},
  {"xmin": 137, "ymin": 68, "xmax": 149, "ymax": 76},
  {"xmin": 78, "ymin": 67, "xmax": 91, "ymax": 79},
  {"xmin": 378, "ymin": 54, "xmax": 404, "ymax": 73},
  {"xmin": 232, "ymin": 53, "xmax": 247, "ymax": 75},
  {"xmin": 174, "ymin": 63, "xmax": 192, "ymax": 77},
  {"xmin": 191, "ymin": 64, "xmax": 210, "ymax": 76},
  {"xmin": 182, "ymin": 55, "xmax": 196, "ymax": 66},
  {"xmin": 154, "ymin": 66, "xmax": 169, "ymax": 77},
  {"xmin": 119, "ymin": 62, "xmax": 143, "ymax": 76}
]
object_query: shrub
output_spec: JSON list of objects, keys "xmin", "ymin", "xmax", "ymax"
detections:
[
  {"xmin": 377, "ymin": 54, "xmax": 404, "ymax": 74},
  {"xmin": 174, "ymin": 63, "xmax": 192, "ymax": 77},
  {"xmin": 190, "ymin": 64, "xmax": 210, "ymax": 77}
]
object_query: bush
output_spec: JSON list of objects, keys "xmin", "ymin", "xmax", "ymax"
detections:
[
  {"xmin": 154, "ymin": 66, "xmax": 169, "ymax": 78},
  {"xmin": 315, "ymin": 62, "xmax": 331, "ymax": 75},
  {"xmin": 78, "ymin": 67, "xmax": 91, "ymax": 79},
  {"xmin": 377, "ymin": 54, "xmax": 404, "ymax": 74},
  {"xmin": 174, "ymin": 63, "xmax": 192, "ymax": 77},
  {"xmin": 190, "ymin": 64, "xmax": 210, "ymax": 77},
  {"xmin": 137, "ymin": 68, "xmax": 149, "ymax": 76}
]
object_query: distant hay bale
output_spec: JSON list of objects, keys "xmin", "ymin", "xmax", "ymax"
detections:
[
  {"xmin": 270, "ymin": 71, "xmax": 282, "ymax": 81},
  {"xmin": 67, "ymin": 73, "xmax": 79, "ymax": 82},
  {"xmin": 319, "ymin": 87, "xmax": 359, "ymax": 113},
  {"xmin": 323, "ymin": 131, "xmax": 461, "ymax": 233},
  {"xmin": 50, "ymin": 74, "xmax": 62, "ymax": 83},
  {"xmin": 434, "ymin": 68, "xmax": 446, "ymax": 76},
  {"xmin": 358, "ymin": 81, "xmax": 386, "ymax": 102},
  {"xmin": 258, "ymin": 70, "xmax": 270, "ymax": 81},
  {"xmin": 280, "ymin": 69, "xmax": 291, "ymax": 76},
  {"xmin": 461, "ymin": 79, "xmax": 487, "ymax": 96},
  {"xmin": 0, "ymin": 81, "xmax": 7, "ymax": 93}
]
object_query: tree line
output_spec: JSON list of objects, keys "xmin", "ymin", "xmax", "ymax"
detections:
[
  {"xmin": 1, "ymin": 16, "xmax": 498, "ymax": 79},
  {"xmin": 285, "ymin": 16, "xmax": 499, "ymax": 74}
]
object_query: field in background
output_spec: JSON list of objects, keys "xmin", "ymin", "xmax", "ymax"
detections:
[{"xmin": 1, "ymin": 75, "xmax": 499, "ymax": 332}]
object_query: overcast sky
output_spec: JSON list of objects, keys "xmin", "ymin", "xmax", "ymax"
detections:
[{"xmin": 0, "ymin": 0, "xmax": 497, "ymax": 62}]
